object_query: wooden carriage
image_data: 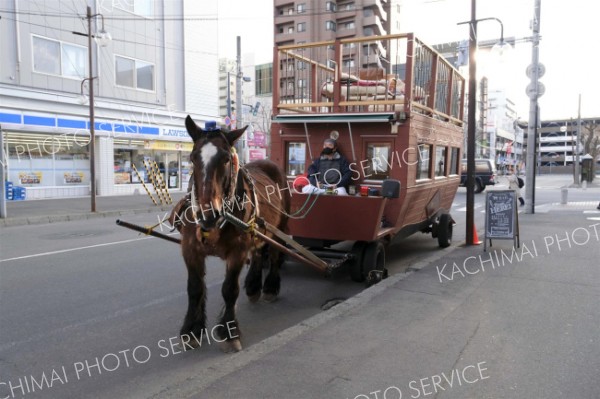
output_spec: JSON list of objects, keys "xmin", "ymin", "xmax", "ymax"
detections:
[{"xmin": 269, "ymin": 33, "xmax": 466, "ymax": 283}]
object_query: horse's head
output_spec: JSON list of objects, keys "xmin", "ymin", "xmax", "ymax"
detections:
[{"xmin": 185, "ymin": 115, "xmax": 247, "ymax": 229}]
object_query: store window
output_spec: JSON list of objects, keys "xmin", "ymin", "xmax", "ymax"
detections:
[
  {"xmin": 416, "ymin": 144, "xmax": 431, "ymax": 180},
  {"xmin": 286, "ymin": 142, "xmax": 306, "ymax": 176},
  {"xmin": 113, "ymin": 141, "xmax": 191, "ymax": 189},
  {"xmin": 5, "ymin": 132, "xmax": 90, "ymax": 187},
  {"xmin": 364, "ymin": 142, "xmax": 392, "ymax": 180}
]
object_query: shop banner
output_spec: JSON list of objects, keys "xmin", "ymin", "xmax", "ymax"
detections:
[
  {"xmin": 248, "ymin": 131, "xmax": 266, "ymax": 148},
  {"xmin": 144, "ymin": 140, "xmax": 193, "ymax": 151},
  {"xmin": 247, "ymin": 148, "xmax": 266, "ymax": 161},
  {"xmin": 64, "ymin": 172, "xmax": 84, "ymax": 184},
  {"xmin": 18, "ymin": 172, "xmax": 42, "ymax": 185}
]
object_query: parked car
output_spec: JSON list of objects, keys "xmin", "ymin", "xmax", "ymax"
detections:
[{"xmin": 460, "ymin": 159, "xmax": 497, "ymax": 193}]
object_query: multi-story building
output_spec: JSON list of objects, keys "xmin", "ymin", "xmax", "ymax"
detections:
[
  {"xmin": 273, "ymin": 1, "xmax": 400, "ymax": 101},
  {"xmin": 274, "ymin": 1, "xmax": 397, "ymax": 46},
  {"xmin": 0, "ymin": 0, "xmax": 218, "ymax": 199},
  {"xmin": 486, "ymin": 90, "xmax": 524, "ymax": 172},
  {"xmin": 538, "ymin": 118, "xmax": 600, "ymax": 170}
]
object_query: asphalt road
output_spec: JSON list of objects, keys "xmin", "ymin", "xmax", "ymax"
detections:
[{"xmin": 0, "ymin": 181, "xmax": 597, "ymax": 398}]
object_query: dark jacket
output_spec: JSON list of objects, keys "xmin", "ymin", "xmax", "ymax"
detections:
[{"xmin": 307, "ymin": 152, "xmax": 352, "ymax": 189}]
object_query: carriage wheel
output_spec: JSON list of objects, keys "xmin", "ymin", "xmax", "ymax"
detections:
[
  {"xmin": 363, "ymin": 241, "xmax": 387, "ymax": 287},
  {"xmin": 437, "ymin": 213, "xmax": 453, "ymax": 248},
  {"xmin": 349, "ymin": 241, "xmax": 368, "ymax": 282}
]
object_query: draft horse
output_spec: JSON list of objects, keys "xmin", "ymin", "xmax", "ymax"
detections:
[{"xmin": 171, "ymin": 115, "xmax": 290, "ymax": 352}]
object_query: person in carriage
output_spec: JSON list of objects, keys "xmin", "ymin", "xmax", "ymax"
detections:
[{"xmin": 302, "ymin": 138, "xmax": 352, "ymax": 195}]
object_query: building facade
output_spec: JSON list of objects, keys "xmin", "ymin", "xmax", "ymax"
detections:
[
  {"xmin": 538, "ymin": 118, "xmax": 600, "ymax": 170},
  {"xmin": 0, "ymin": 0, "xmax": 218, "ymax": 199},
  {"xmin": 274, "ymin": 0, "xmax": 397, "ymax": 46}
]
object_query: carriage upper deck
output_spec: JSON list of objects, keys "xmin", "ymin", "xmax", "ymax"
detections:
[
  {"xmin": 272, "ymin": 33, "xmax": 465, "ymax": 123},
  {"xmin": 270, "ymin": 34, "xmax": 466, "ymax": 245}
]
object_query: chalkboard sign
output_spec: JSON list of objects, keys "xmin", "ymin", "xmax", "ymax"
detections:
[{"xmin": 484, "ymin": 190, "xmax": 520, "ymax": 251}]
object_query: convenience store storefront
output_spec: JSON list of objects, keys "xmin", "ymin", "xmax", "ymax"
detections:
[{"xmin": 0, "ymin": 110, "xmax": 195, "ymax": 199}]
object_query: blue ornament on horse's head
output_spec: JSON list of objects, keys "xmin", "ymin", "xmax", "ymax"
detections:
[{"xmin": 204, "ymin": 120, "xmax": 220, "ymax": 132}]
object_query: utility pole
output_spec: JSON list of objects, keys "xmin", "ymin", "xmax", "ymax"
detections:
[
  {"xmin": 575, "ymin": 94, "xmax": 581, "ymax": 185},
  {"xmin": 87, "ymin": 6, "xmax": 97, "ymax": 212},
  {"xmin": 0, "ymin": 125, "xmax": 6, "ymax": 218},
  {"xmin": 525, "ymin": 0, "xmax": 541, "ymax": 214},
  {"xmin": 465, "ymin": 0, "xmax": 477, "ymax": 245},
  {"xmin": 226, "ymin": 71, "xmax": 232, "ymax": 119},
  {"xmin": 235, "ymin": 36, "xmax": 243, "ymax": 156}
]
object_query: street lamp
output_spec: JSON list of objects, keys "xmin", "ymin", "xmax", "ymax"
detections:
[
  {"xmin": 458, "ymin": 2, "xmax": 511, "ymax": 245},
  {"xmin": 74, "ymin": 6, "xmax": 111, "ymax": 212}
]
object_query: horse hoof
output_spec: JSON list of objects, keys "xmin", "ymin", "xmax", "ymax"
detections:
[
  {"xmin": 262, "ymin": 293, "xmax": 278, "ymax": 303},
  {"xmin": 218, "ymin": 339, "xmax": 242, "ymax": 353},
  {"xmin": 180, "ymin": 334, "xmax": 200, "ymax": 349},
  {"xmin": 247, "ymin": 292, "xmax": 261, "ymax": 303}
]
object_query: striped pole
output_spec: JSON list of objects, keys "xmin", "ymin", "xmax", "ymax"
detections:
[
  {"xmin": 132, "ymin": 164, "xmax": 158, "ymax": 206},
  {"xmin": 144, "ymin": 159, "xmax": 166, "ymax": 205},
  {"xmin": 152, "ymin": 160, "xmax": 173, "ymax": 204}
]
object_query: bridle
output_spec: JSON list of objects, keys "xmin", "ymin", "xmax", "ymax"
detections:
[{"xmin": 188, "ymin": 134, "xmax": 258, "ymax": 240}]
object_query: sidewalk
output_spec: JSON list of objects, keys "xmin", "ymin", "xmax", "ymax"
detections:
[
  {"xmin": 151, "ymin": 212, "xmax": 600, "ymax": 399},
  {"xmin": 0, "ymin": 192, "xmax": 185, "ymax": 227}
]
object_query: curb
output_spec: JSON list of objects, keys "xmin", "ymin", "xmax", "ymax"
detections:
[
  {"xmin": 151, "ymin": 242, "xmax": 462, "ymax": 398},
  {"xmin": 0, "ymin": 206, "xmax": 174, "ymax": 228}
]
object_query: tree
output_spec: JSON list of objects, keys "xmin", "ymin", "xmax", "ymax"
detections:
[{"xmin": 580, "ymin": 119, "xmax": 600, "ymax": 180}]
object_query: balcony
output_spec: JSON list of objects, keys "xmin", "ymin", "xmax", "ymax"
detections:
[{"xmin": 363, "ymin": 15, "xmax": 385, "ymax": 36}]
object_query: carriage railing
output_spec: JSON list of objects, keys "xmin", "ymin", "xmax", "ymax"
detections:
[{"xmin": 272, "ymin": 33, "xmax": 465, "ymax": 125}]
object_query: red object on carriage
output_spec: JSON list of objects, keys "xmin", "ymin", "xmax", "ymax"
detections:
[{"xmin": 269, "ymin": 33, "xmax": 466, "ymax": 284}]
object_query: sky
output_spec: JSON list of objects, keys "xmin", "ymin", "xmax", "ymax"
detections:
[{"xmin": 217, "ymin": 0, "xmax": 600, "ymax": 120}]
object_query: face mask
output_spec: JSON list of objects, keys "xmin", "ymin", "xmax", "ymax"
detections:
[{"xmin": 322, "ymin": 148, "xmax": 334, "ymax": 155}]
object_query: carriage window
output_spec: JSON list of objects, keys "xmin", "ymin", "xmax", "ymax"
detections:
[
  {"xmin": 450, "ymin": 147, "xmax": 460, "ymax": 175},
  {"xmin": 416, "ymin": 144, "xmax": 431, "ymax": 180},
  {"xmin": 286, "ymin": 142, "xmax": 306, "ymax": 176},
  {"xmin": 365, "ymin": 143, "xmax": 391, "ymax": 180},
  {"xmin": 435, "ymin": 146, "xmax": 447, "ymax": 177}
]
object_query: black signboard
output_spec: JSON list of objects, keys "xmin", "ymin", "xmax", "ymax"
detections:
[{"xmin": 484, "ymin": 190, "xmax": 519, "ymax": 251}]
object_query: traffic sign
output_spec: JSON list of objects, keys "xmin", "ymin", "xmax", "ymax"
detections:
[
  {"xmin": 526, "ymin": 82, "xmax": 545, "ymax": 99},
  {"xmin": 526, "ymin": 63, "xmax": 546, "ymax": 79}
]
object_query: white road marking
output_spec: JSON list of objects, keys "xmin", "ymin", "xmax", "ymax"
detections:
[{"xmin": 0, "ymin": 234, "xmax": 176, "ymax": 263}]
